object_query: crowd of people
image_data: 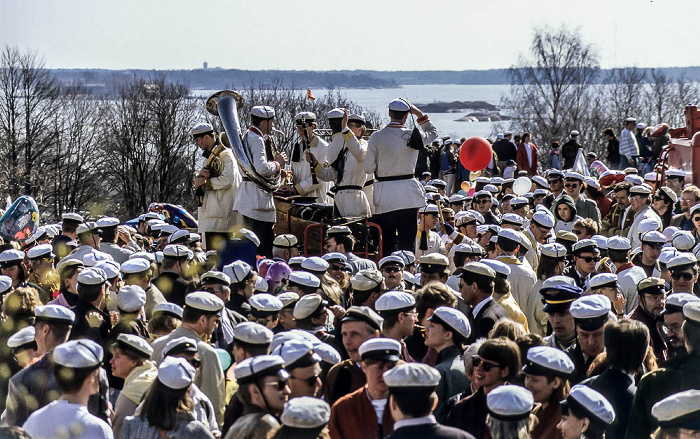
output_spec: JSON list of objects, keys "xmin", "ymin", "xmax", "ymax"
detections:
[{"xmin": 0, "ymin": 97, "xmax": 698, "ymax": 439}]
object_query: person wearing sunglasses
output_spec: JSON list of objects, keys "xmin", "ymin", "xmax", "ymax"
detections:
[
  {"xmin": 231, "ymin": 355, "xmax": 290, "ymax": 438},
  {"xmin": 670, "ymin": 185, "xmax": 700, "ymax": 231},
  {"xmin": 472, "ymin": 190, "xmax": 500, "ymax": 225},
  {"xmin": 562, "ymin": 171, "xmax": 601, "ymax": 229},
  {"xmin": 631, "ymin": 230, "xmax": 665, "ymax": 278},
  {"xmin": 444, "ymin": 337, "xmax": 521, "ymax": 438},
  {"xmin": 329, "ymin": 338, "xmax": 401, "ymax": 439},
  {"xmin": 378, "ymin": 255, "xmax": 406, "ymax": 291},
  {"xmin": 653, "ymin": 186, "xmax": 678, "ymax": 229},
  {"xmin": 272, "ymin": 339, "xmax": 322, "ymax": 399},
  {"xmin": 562, "ymin": 239, "xmax": 600, "ymax": 291},
  {"xmin": 667, "ymin": 252, "xmax": 699, "ymax": 296},
  {"xmin": 628, "ymin": 277, "xmax": 668, "ymax": 363}
]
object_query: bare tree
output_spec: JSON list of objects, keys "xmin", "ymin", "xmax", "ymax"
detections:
[
  {"xmin": 603, "ymin": 68, "xmax": 647, "ymax": 127},
  {"xmin": 503, "ymin": 26, "xmax": 600, "ymax": 162},
  {"xmin": 100, "ymin": 75, "xmax": 199, "ymax": 217}
]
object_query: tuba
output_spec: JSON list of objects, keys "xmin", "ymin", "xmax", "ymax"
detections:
[{"xmin": 206, "ymin": 90, "xmax": 282, "ymax": 192}]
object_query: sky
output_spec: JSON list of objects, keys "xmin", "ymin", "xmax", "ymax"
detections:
[{"xmin": 2, "ymin": 0, "xmax": 699, "ymax": 71}]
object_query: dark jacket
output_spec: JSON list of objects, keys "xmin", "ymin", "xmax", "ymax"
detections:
[
  {"xmin": 70, "ymin": 300, "xmax": 111, "ymax": 347},
  {"xmin": 387, "ymin": 423, "xmax": 475, "ymax": 439},
  {"xmin": 581, "ymin": 369, "xmax": 635, "ymax": 439},
  {"xmin": 433, "ymin": 345, "xmax": 469, "ymax": 423},
  {"xmin": 152, "ymin": 271, "xmax": 191, "ymax": 307},
  {"xmin": 443, "ymin": 387, "xmax": 488, "ymax": 439},
  {"xmin": 607, "ymin": 137, "xmax": 620, "ymax": 164},
  {"xmin": 492, "ymin": 139, "xmax": 516, "ymax": 162},
  {"xmin": 564, "ymin": 341, "xmax": 594, "ymax": 385},
  {"xmin": 561, "ymin": 139, "xmax": 581, "ymax": 169},
  {"xmin": 466, "ymin": 299, "xmax": 508, "ymax": 344},
  {"xmin": 628, "ymin": 305, "xmax": 667, "ymax": 363},
  {"xmin": 324, "ymin": 359, "xmax": 366, "ymax": 406}
]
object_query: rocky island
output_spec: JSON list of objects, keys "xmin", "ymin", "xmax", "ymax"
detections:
[{"xmin": 415, "ymin": 100, "xmax": 511, "ymax": 122}]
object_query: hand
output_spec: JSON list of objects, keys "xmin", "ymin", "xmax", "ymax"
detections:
[
  {"xmin": 305, "ymin": 150, "xmax": 318, "ymax": 167},
  {"xmin": 410, "ymin": 104, "xmax": 424, "ymax": 118},
  {"xmin": 329, "ymin": 305, "xmax": 346, "ymax": 321},
  {"xmin": 275, "ymin": 152, "xmax": 287, "ymax": 168},
  {"xmin": 193, "ymin": 177, "xmax": 206, "ymax": 188},
  {"xmin": 628, "ymin": 158, "xmax": 635, "ymax": 165},
  {"xmin": 199, "ymin": 169, "xmax": 211, "ymax": 179},
  {"xmin": 342, "ymin": 108, "xmax": 348, "ymax": 130}
]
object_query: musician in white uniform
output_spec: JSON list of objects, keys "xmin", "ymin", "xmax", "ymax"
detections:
[
  {"xmin": 314, "ymin": 109, "xmax": 373, "ymax": 218},
  {"xmin": 364, "ymin": 99, "xmax": 438, "ymax": 254},
  {"xmin": 280, "ymin": 111, "xmax": 331, "ymax": 203},
  {"xmin": 232, "ymin": 105, "xmax": 286, "ymax": 256}
]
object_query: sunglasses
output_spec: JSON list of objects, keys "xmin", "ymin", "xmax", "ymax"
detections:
[
  {"xmin": 547, "ymin": 179, "xmax": 562, "ymax": 184},
  {"xmin": 573, "ymin": 230, "xmax": 583, "ymax": 235},
  {"xmin": 653, "ymin": 195, "xmax": 667, "ymax": 202},
  {"xmin": 290, "ymin": 373, "xmax": 321, "ymax": 387},
  {"xmin": 476, "ymin": 199, "xmax": 491, "ymax": 205},
  {"xmin": 382, "ymin": 266, "xmax": 400, "ymax": 273},
  {"xmin": 472, "ymin": 356, "xmax": 502, "ymax": 372},
  {"xmin": 693, "ymin": 216, "xmax": 700, "ymax": 222},
  {"xmin": 264, "ymin": 379, "xmax": 289, "ymax": 391},
  {"xmin": 564, "ymin": 183, "xmax": 579, "ymax": 189},
  {"xmin": 330, "ymin": 265, "xmax": 345, "ymax": 271},
  {"xmin": 671, "ymin": 272, "xmax": 694, "ymax": 281},
  {"xmin": 578, "ymin": 256, "xmax": 601, "ymax": 263}
]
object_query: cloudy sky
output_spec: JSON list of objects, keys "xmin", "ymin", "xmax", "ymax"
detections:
[{"xmin": 2, "ymin": 0, "xmax": 698, "ymax": 70}]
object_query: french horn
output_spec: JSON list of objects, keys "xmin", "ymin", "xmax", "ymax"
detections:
[{"xmin": 206, "ymin": 90, "xmax": 282, "ymax": 192}]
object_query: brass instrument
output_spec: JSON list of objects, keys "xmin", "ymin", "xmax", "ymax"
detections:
[{"xmin": 206, "ymin": 90, "xmax": 282, "ymax": 192}]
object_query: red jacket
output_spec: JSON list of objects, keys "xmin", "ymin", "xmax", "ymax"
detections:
[
  {"xmin": 329, "ymin": 386, "xmax": 395, "ymax": 439},
  {"xmin": 516, "ymin": 142, "xmax": 539, "ymax": 176}
]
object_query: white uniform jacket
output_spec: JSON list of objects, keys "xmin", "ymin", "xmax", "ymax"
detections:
[
  {"xmin": 291, "ymin": 136, "xmax": 331, "ymax": 203},
  {"xmin": 232, "ymin": 127, "xmax": 281, "ymax": 223},
  {"xmin": 414, "ymin": 229, "xmax": 446, "ymax": 259},
  {"xmin": 317, "ymin": 130, "xmax": 373, "ymax": 218},
  {"xmin": 618, "ymin": 263, "xmax": 646, "ymax": 314},
  {"xmin": 364, "ymin": 117, "xmax": 438, "ymax": 214},
  {"xmin": 199, "ymin": 147, "xmax": 241, "ymax": 233}
]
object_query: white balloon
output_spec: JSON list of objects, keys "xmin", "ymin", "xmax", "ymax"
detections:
[{"xmin": 513, "ymin": 177, "xmax": 531, "ymax": 196}]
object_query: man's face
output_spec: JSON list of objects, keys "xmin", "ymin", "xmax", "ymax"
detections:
[
  {"xmin": 422, "ymin": 213, "xmax": 439, "ymax": 230},
  {"xmin": 362, "ymin": 359, "xmax": 395, "ymax": 395},
  {"xmin": 442, "ymin": 212, "xmax": 455, "ymax": 228},
  {"xmin": 458, "ymin": 278, "xmax": 477, "ymax": 306},
  {"xmin": 574, "ymin": 252, "xmax": 599, "ymax": 275},
  {"xmin": 341, "ymin": 321, "xmax": 377, "ymax": 362},
  {"xmin": 548, "ymin": 310, "xmax": 576, "ymax": 341},
  {"xmin": 564, "ymin": 179, "xmax": 581, "ymax": 197},
  {"xmin": 680, "ymin": 193, "xmax": 698, "ymax": 213},
  {"xmin": 382, "ymin": 264, "xmax": 403, "ymax": 290},
  {"xmin": 288, "ymin": 362, "xmax": 321, "ymax": 398},
  {"xmin": 671, "ymin": 268, "xmax": 698, "ymax": 293},
  {"xmin": 295, "ymin": 122, "xmax": 315, "ymax": 139},
  {"xmin": 629, "ymin": 194, "xmax": 647, "ymax": 212},
  {"xmin": 640, "ymin": 293, "xmax": 665, "ymax": 319},
  {"xmin": 420, "ymin": 271, "xmax": 444, "ymax": 286},
  {"xmin": 548, "ymin": 176, "xmax": 563, "ymax": 193},
  {"xmin": 323, "ymin": 238, "xmax": 339, "ymax": 253},
  {"xmin": 616, "ymin": 190, "xmax": 630, "ymax": 209},
  {"xmin": 259, "ymin": 374, "xmax": 290, "ymax": 414},
  {"xmin": 573, "ymin": 226, "xmax": 590, "ymax": 240},
  {"xmin": 576, "ymin": 326, "xmax": 605, "ymax": 358},
  {"xmin": 666, "ymin": 177, "xmax": 684, "ymax": 192},
  {"xmin": 193, "ymin": 133, "xmax": 215, "ymax": 151},
  {"xmin": 202, "ymin": 282, "xmax": 229, "ymax": 302},
  {"xmin": 664, "ymin": 312, "xmax": 685, "ymax": 350},
  {"xmin": 203, "ymin": 314, "xmax": 221, "ymax": 337},
  {"xmin": 475, "ymin": 196, "xmax": 492, "ymax": 214},
  {"xmin": 531, "ymin": 223, "xmax": 551, "ymax": 244},
  {"xmin": 641, "ymin": 242, "xmax": 663, "ymax": 264},
  {"xmin": 399, "ymin": 309, "xmax": 418, "ymax": 338},
  {"xmin": 502, "ymin": 200, "xmax": 512, "ymax": 214},
  {"xmin": 259, "ymin": 119, "xmax": 274, "ymax": 136},
  {"xmin": 464, "ymin": 224, "xmax": 478, "ymax": 239}
]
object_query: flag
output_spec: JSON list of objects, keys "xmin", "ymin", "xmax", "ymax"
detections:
[
  {"xmin": 573, "ymin": 149, "xmax": 590, "ymax": 177},
  {"xmin": 307, "ymin": 89, "xmax": 315, "ymax": 101}
]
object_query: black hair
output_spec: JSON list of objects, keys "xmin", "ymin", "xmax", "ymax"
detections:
[
  {"xmin": 497, "ymin": 236, "xmax": 519, "ymax": 253},
  {"xmin": 77, "ymin": 283, "xmax": 103, "ymax": 303},
  {"xmin": 389, "ymin": 110, "xmax": 409, "ymax": 120},
  {"xmin": 603, "ymin": 319, "xmax": 649, "ymax": 373},
  {"xmin": 607, "ymin": 249, "xmax": 629, "ymax": 264},
  {"xmin": 390, "ymin": 391, "xmax": 436, "ymax": 418},
  {"xmin": 182, "ymin": 306, "xmax": 218, "ymax": 324},
  {"xmin": 53, "ymin": 365, "xmax": 98, "ymax": 394}
]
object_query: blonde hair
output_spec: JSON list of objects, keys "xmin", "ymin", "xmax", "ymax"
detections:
[{"xmin": 2, "ymin": 287, "xmax": 41, "ymax": 318}]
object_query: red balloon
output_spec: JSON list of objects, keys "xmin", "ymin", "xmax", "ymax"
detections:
[{"xmin": 459, "ymin": 137, "xmax": 493, "ymax": 172}]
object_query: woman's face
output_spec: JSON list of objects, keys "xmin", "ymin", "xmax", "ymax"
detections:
[
  {"xmin": 524, "ymin": 374, "xmax": 560, "ymax": 404},
  {"xmin": 557, "ymin": 413, "xmax": 588, "ymax": 439},
  {"xmin": 557, "ymin": 204, "xmax": 572, "ymax": 222}
]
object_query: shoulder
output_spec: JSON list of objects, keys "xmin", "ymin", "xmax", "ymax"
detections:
[
  {"xmin": 333, "ymin": 386, "xmax": 365, "ymax": 407},
  {"xmin": 183, "ymin": 419, "xmax": 216, "ymax": 437}
]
